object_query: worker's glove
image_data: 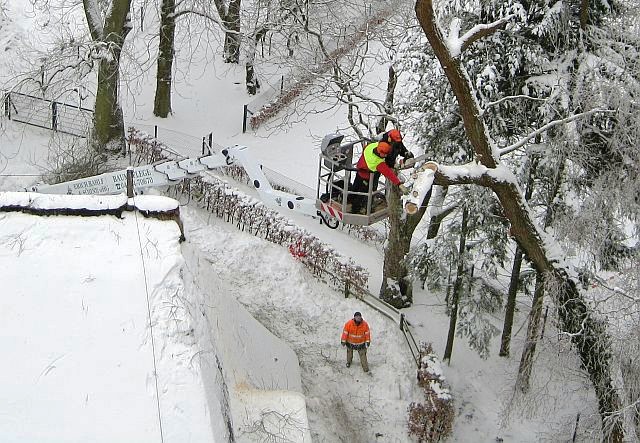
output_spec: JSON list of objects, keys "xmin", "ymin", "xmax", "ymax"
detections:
[
  {"xmin": 399, "ymin": 184, "xmax": 410, "ymax": 196},
  {"xmin": 365, "ymin": 343, "xmax": 370, "ymax": 348},
  {"xmin": 341, "ymin": 342, "xmax": 346, "ymax": 347}
]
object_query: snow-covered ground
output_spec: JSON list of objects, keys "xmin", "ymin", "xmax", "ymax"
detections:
[
  {"xmin": 0, "ymin": 0, "xmax": 601, "ymax": 441},
  {"xmin": 0, "ymin": 196, "xmax": 216, "ymax": 442}
]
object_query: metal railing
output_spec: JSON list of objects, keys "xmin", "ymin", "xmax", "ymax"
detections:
[
  {"xmin": 340, "ymin": 274, "xmax": 422, "ymax": 368},
  {"xmin": 3, "ymin": 91, "xmax": 93, "ymax": 138}
]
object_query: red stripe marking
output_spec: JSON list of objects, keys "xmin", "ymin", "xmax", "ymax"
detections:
[{"xmin": 321, "ymin": 202, "xmax": 343, "ymax": 221}]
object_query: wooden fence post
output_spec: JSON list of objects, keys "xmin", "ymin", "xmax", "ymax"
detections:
[
  {"xmin": 4, "ymin": 93, "xmax": 10, "ymax": 119},
  {"xmin": 126, "ymin": 167, "xmax": 134, "ymax": 198},
  {"xmin": 344, "ymin": 281, "xmax": 350, "ymax": 298},
  {"xmin": 208, "ymin": 133, "xmax": 213, "ymax": 154},
  {"xmin": 243, "ymin": 104, "xmax": 248, "ymax": 133},
  {"xmin": 51, "ymin": 101, "xmax": 58, "ymax": 131},
  {"xmin": 572, "ymin": 412, "xmax": 580, "ymax": 442}
]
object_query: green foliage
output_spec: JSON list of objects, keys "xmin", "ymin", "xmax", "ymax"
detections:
[{"xmin": 457, "ymin": 276, "xmax": 503, "ymax": 359}]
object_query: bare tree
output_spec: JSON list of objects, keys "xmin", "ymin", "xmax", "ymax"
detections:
[
  {"xmin": 414, "ymin": 0, "xmax": 625, "ymax": 440},
  {"xmin": 214, "ymin": 0, "xmax": 242, "ymax": 63},
  {"xmin": 153, "ymin": 0, "xmax": 177, "ymax": 117},
  {"xmin": 83, "ymin": 0, "xmax": 133, "ymax": 153}
]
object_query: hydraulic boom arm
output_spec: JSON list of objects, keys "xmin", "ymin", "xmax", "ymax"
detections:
[{"xmin": 26, "ymin": 145, "xmax": 320, "ymax": 221}]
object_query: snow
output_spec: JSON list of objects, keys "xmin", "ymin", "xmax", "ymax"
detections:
[
  {"xmin": 0, "ymin": 210, "xmax": 213, "ymax": 442},
  {"xmin": 0, "ymin": 0, "xmax": 605, "ymax": 442}
]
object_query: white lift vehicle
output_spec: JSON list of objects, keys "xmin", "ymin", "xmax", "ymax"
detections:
[{"xmin": 26, "ymin": 135, "xmax": 434, "ymax": 228}]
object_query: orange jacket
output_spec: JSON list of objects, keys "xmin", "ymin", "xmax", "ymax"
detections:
[{"xmin": 341, "ymin": 319, "xmax": 371, "ymax": 348}]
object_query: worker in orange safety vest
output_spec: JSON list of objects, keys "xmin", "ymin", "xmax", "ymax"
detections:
[{"xmin": 341, "ymin": 311, "xmax": 371, "ymax": 372}]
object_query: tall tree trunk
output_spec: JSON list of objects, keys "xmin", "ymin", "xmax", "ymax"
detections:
[
  {"xmin": 375, "ymin": 65, "xmax": 397, "ymax": 134},
  {"xmin": 380, "ymin": 187, "xmax": 430, "ymax": 307},
  {"xmin": 500, "ymin": 158, "xmax": 536, "ymax": 356},
  {"xmin": 415, "ymin": 1, "xmax": 624, "ymax": 439},
  {"xmin": 94, "ymin": 50, "xmax": 125, "ymax": 152},
  {"xmin": 515, "ymin": 274, "xmax": 545, "ymax": 392},
  {"xmin": 153, "ymin": 0, "xmax": 176, "ymax": 117},
  {"xmin": 245, "ymin": 28, "xmax": 266, "ymax": 95},
  {"xmin": 499, "ymin": 246, "xmax": 524, "ymax": 357},
  {"xmin": 515, "ymin": 154, "xmax": 563, "ymax": 382},
  {"xmin": 84, "ymin": 0, "xmax": 132, "ymax": 154},
  {"xmin": 443, "ymin": 206, "xmax": 469, "ymax": 363},
  {"xmin": 223, "ymin": 0, "xmax": 241, "ymax": 63}
]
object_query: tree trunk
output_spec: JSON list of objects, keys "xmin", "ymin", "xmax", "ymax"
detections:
[
  {"xmin": 245, "ymin": 28, "xmax": 266, "ymax": 95},
  {"xmin": 380, "ymin": 186, "xmax": 430, "ymax": 307},
  {"xmin": 245, "ymin": 63, "xmax": 259, "ymax": 95},
  {"xmin": 500, "ymin": 158, "xmax": 536, "ymax": 357},
  {"xmin": 499, "ymin": 246, "xmax": 524, "ymax": 357},
  {"xmin": 620, "ymin": 356, "xmax": 640, "ymax": 439},
  {"xmin": 443, "ymin": 206, "xmax": 469, "ymax": 363},
  {"xmin": 426, "ymin": 187, "xmax": 454, "ymax": 239},
  {"xmin": 93, "ymin": 51, "xmax": 125, "ymax": 153},
  {"xmin": 223, "ymin": 0, "xmax": 241, "ymax": 63},
  {"xmin": 515, "ymin": 273, "xmax": 544, "ymax": 392},
  {"xmin": 84, "ymin": 0, "xmax": 132, "ymax": 154},
  {"xmin": 375, "ymin": 65, "xmax": 397, "ymax": 134},
  {"xmin": 415, "ymin": 1, "xmax": 624, "ymax": 439},
  {"xmin": 153, "ymin": 0, "xmax": 176, "ymax": 118}
]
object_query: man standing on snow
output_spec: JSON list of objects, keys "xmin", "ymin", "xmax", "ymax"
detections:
[{"xmin": 341, "ymin": 311, "xmax": 371, "ymax": 372}]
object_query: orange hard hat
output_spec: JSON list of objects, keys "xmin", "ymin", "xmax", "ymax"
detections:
[
  {"xmin": 377, "ymin": 141, "xmax": 392, "ymax": 156},
  {"xmin": 388, "ymin": 129, "xmax": 402, "ymax": 142}
]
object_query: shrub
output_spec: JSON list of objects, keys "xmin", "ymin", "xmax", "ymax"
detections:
[{"xmin": 408, "ymin": 343, "xmax": 454, "ymax": 442}]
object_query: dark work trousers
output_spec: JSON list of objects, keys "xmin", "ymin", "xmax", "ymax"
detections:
[
  {"xmin": 346, "ymin": 346, "xmax": 369, "ymax": 371},
  {"xmin": 350, "ymin": 172, "xmax": 371, "ymax": 213}
]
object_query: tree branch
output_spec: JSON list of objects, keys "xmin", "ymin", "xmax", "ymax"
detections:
[
  {"xmin": 482, "ymin": 94, "xmax": 548, "ymax": 114},
  {"xmin": 498, "ymin": 109, "xmax": 616, "ymax": 156},
  {"xmin": 460, "ymin": 15, "xmax": 514, "ymax": 53}
]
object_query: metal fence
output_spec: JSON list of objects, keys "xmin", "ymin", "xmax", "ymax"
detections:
[{"xmin": 3, "ymin": 91, "xmax": 93, "ymax": 138}]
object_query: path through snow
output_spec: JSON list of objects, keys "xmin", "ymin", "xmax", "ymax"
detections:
[{"xmin": 182, "ymin": 206, "xmax": 423, "ymax": 443}]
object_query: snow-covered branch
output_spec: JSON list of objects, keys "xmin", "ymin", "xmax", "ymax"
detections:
[
  {"xmin": 482, "ymin": 94, "xmax": 548, "ymax": 114},
  {"xmin": 459, "ymin": 15, "xmax": 514, "ymax": 53},
  {"xmin": 498, "ymin": 109, "xmax": 616, "ymax": 156}
]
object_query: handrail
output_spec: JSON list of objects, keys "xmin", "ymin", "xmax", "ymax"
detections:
[{"xmin": 327, "ymin": 269, "xmax": 422, "ymax": 369}]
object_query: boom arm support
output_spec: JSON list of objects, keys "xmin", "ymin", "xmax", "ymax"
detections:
[{"xmin": 26, "ymin": 145, "xmax": 320, "ymax": 220}]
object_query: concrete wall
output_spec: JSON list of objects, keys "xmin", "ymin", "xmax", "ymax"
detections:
[{"xmin": 181, "ymin": 242, "xmax": 309, "ymax": 441}]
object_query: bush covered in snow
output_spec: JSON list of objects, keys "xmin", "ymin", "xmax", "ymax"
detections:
[{"xmin": 408, "ymin": 343, "xmax": 454, "ymax": 442}]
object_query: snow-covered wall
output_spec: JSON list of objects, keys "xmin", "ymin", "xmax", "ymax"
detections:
[{"xmin": 181, "ymin": 242, "xmax": 310, "ymax": 441}]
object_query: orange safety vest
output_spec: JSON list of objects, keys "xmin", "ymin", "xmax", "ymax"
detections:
[{"xmin": 341, "ymin": 319, "xmax": 371, "ymax": 347}]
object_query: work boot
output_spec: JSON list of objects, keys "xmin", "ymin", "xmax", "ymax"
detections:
[{"xmin": 346, "ymin": 362, "xmax": 351, "ymax": 368}]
